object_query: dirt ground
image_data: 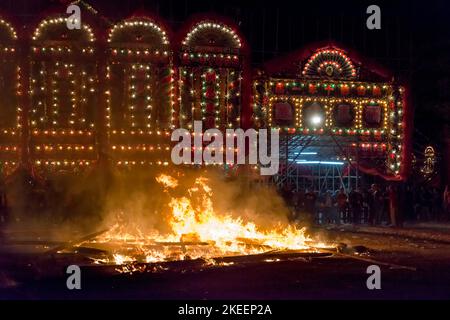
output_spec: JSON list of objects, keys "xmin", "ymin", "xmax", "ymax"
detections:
[{"xmin": 1, "ymin": 224, "xmax": 450, "ymax": 299}]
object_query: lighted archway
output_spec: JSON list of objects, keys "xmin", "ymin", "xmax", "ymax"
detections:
[
  {"xmin": 179, "ymin": 19, "xmax": 244, "ymax": 130},
  {"xmin": 182, "ymin": 21, "xmax": 241, "ymax": 49},
  {"xmin": 30, "ymin": 16, "xmax": 98, "ymax": 170},
  {"xmin": 107, "ymin": 16, "xmax": 173, "ymax": 167},
  {"xmin": 32, "ymin": 16, "xmax": 95, "ymax": 42}
]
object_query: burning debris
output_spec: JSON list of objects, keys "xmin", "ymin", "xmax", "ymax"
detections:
[{"xmin": 65, "ymin": 173, "xmax": 334, "ymax": 272}]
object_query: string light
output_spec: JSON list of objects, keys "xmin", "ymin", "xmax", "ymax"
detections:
[
  {"xmin": 0, "ymin": 16, "xmax": 407, "ymax": 175},
  {"xmin": 107, "ymin": 18, "xmax": 173, "ymax": 167},
  {"xmin": 266, "ymin": 92, "xmax": 388, "ymax": 133},
  {"xmin": 253, "ymin": 65, "xmax": 406, "ymax": 178},
  {"xmin": 29, "ymin": 16, "xmax": 97, "ymax": 169},
  {"xmin": 303, "ymin": 48, "xmax": 356, "ymax": 78},
  {"xmin": 32, "ymin": 17, "xmax": 95, "ymax": 42},
  {"xmin": 108, "ymin": 18, "xmax": 169, "ymax": 45},
  {"xmin": 0, "ymin": 18, "xmax": 17, "ymax": 40},
  {"xmin": 0, "ymin": 18, "xmax": 19, "ymax": 173},
  {"xmin": 182, "ymin": 21, "xmax": 241, "ymax": 48}
]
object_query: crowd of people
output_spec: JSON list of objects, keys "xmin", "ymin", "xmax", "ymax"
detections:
[{"xmin": 280, "ymin": 183, "xmax": 450, "ymax": 227}]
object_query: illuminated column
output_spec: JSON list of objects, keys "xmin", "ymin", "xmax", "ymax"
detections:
[
  {"xmin": 30, "ymin": 16, "xmax": 97, "ymax": 171},
  {"xmin": 0, "ymin": 18, "xmax": 21, "ymax": 174},
  {"xmin": 96, "ymin": 40, "xmax": 109, "ymax": 163},
  {"xmin": 18, "ymin": 36, "xmax": 31, "ymax": 168},
  {"xmin": 107, "ymin": 17, "xmax": 172, "ymax": 167},
  {"xmin": 179, "ymin": 20, "xmax": 245, "ymax": 131}
]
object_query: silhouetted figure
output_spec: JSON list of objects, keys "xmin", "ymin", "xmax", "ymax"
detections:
[
  {"xmin": 322, "ymin": 191, "xmax": 335, "ymax": 224},
  {"xmin": 304, "ymin": 189, "xmax": 317, "ymax": 223},
  {"xmin": 388, "ymin": 184, "xmax": 401, "ymax": 227},
  {"xmin": 369, "ymin": 184, "xmax": 383, "ymax": 225},
  {"xmin": 349, "ymin": 188, "xmax": 363, "ymax": 224},
  {"xmin": 335, "ymin": 188, "xmax": 348, "ymax": 224},
  {"xmin": 362, "ymin": 188, "xmax": 372, "ymax": 224},
  {"xmin": 0, "ymin": 182, "xmax": 10, "ymax": 237},
  {"xmin": 282, "ymin": 183, "xmax": 294, "ymax": 207},
  {"xmin": 404, "ymin": 184, "xmax": 414, "ymax": 221},
  {"xmin": 444, "ymin": 185, "xmax": 450, "ymax": 220}
]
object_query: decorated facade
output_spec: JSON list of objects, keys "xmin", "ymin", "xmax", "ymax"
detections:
[
  {"xmin": 253, "ymin": 44, "xmax": 411, "ymax": 189},
  {"xmin": 107, "ymin": 17, "xmax": 174, "ymax": 167},
  {"xmin": 30, "ymin": 15, "xmax": 98, "ymax": 171},
  {"xmin": 0, "ymin": 11, "xmax": 411, "ymax": 184},
  {"xmin": 178, "ymin": 18, "xmax": 247, "ymax": 131}
]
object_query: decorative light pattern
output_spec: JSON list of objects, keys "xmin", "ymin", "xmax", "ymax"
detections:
[
  {"xmin": 108, "ymin": 18, "xmax": 169, "ymax": 45},
  {"xmin": 201, "ymin": 68, "xmax": 220, "ymax": 128},
  {"xmin": 179, "ymin": 20, "xmax": 243, "ymax": 131},
  {"xmin": 180, "ymin": 66, "xmax": 241, "ymax": 130},
  {"xmin": 253, "ymin": 75, "xmax": 406, "ymax": 178},
  {"xmin": 266, "ymin": 95, "xmax": 388, "ymax": 134},
  {"xmin": 30, "ymin": 62, "xmax": 95, "ymax": 129},
  {"xmin": 0, "ymin": 18, "xmax": 17, "ymax": 40},
  {"xmin": 32, "ymin": 17, "xmax": 95, "ymax": 42},
  {"xmin": 385, "ymin": 86, "xmax": 406, "ymax": 176},
  {"xmin": 107, "ymin": 18, "xmax": 173, "ymax": 167},
  {"xmin": 126, "ymin": 64, "xmax": 152, "ymax": 128},
  {"xmin": 181, "ymin": 52, "xmax": 239, "ymax": 66},
  {"xmin": 303, "ymin": 49, "xmax": 356, "ymax": 79},
  {"xmin": 30, "ymin": 17, "xmax": 97, "ymax": 170},
  {"xmin": 259, "ymin": 79, "xmax": 390, "ymax": 132},
  {"xmin": 182, "ymin": 21, "xmax": 241, "ymax": 48},
  {"xmin": 0, "ymin": 18, "xmax": 20, "ymax": 174},
  {"xmin": 421, "ymin": 145, "xmax": 436, "ymax": 177}
]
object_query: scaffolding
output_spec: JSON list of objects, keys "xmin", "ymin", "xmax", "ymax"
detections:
[{"xmin": 272, "ymin": 133, "xmax": 366, "ymax": 193}]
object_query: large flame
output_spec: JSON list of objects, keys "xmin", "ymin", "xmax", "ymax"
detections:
[{"xmin": 89, "ymin": 173, "xmax": 330, "ymax": 266}]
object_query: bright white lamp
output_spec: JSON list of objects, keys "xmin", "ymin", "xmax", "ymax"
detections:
[{"xmin": 310, "ymin": 115, "xmax": 322, "ymax": 126}]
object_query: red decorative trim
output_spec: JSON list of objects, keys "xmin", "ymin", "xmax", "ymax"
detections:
[
  {"xmin": 264, "ymin": 41, "xmax": 393, "ymax": 81},
  {"xmin": 400, "ymin": 84, "xmax": 413, "ymax": 180}
]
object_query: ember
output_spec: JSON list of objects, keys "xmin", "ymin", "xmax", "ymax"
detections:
[{"xmin": 76, "ymin": 173, "xmax": 333, "ymax": 268}]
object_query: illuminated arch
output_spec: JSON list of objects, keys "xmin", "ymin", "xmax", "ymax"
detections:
[
  {"xmin": 178, "ymin": 19, "xmax": 245, "ymax": 131},
  {"xmin": 0, "ymin": 18, "xmax": 17, "ymax": 43},
  {"xmin": 302, "ymin": 48, "xmax": 356, "ymax": 79},
  {"xmin": 107, "ymin": 17, "xmax": 174, "ymax": 167},
  {"xmin": 32, "ymin": 17, "xmax": 95, "ymax": 42},
  {"xmin": 182, "ymin": 21, "xmax": 241, "ymax": 49},
  {"xmin": 108, "ymin": 17, "xmax": 169, "ymax": 49},
  {"xmin": 29, "ymin": 16, "xmax": 98, "ymax": 170}
]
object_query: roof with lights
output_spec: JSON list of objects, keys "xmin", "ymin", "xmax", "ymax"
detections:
[{"xmin": 264, "ymin": 41, "xmax": 393, "ymax": 82}]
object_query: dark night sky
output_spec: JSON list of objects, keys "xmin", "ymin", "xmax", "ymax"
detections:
[{"xmin": 0, "ymin": 0, "xmax": 449, "ymax": 147}]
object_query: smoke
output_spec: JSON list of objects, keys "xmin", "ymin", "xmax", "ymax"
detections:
[
  {"xmin": 97, "ymin": 166, "xmax": 294, "ymax": 236},
  {"xmin": 203, "ymin": 169, "xmax": 291, "ymax": 230},
  {"xmin": 2, "ymin": 165, "xmax": 297, "ymax": 240}
]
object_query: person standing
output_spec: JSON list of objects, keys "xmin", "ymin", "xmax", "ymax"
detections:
[
  {"xmin": 362, "ymin": 187, "xmax": 372, "ymax": 224},
  {"xmin": 304, "ymin": 189, "xmax": 317, "ymax": 224},
  {"xmin": 336, "ymin": 188, "xmax": 348, "ymax": 224},
  {"xmin": 388, "ymin": 184, "xmax": 402, "ymax": 227},
  {"xmin": 349, "ymin": 188, "xmax": 363, "ymax": 224},
  {"xmin": 369, "ymin": 184, "xmax": 383, "ymax": 225},
  {"xmin": 443, "ymin": 185, "xmax": 450, "ymax": 221},
  {"xmin": 323, "ymin": 191, "xmax": 334, "ymax": 224},
  {"xmin": 404, "ymin": 184, "xmax": 414, "ymax": 222}
]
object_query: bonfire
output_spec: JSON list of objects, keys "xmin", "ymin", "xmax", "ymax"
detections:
[{"xmin": 73, "ymin": 173, "xmax": 333, "ymax": 269}]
